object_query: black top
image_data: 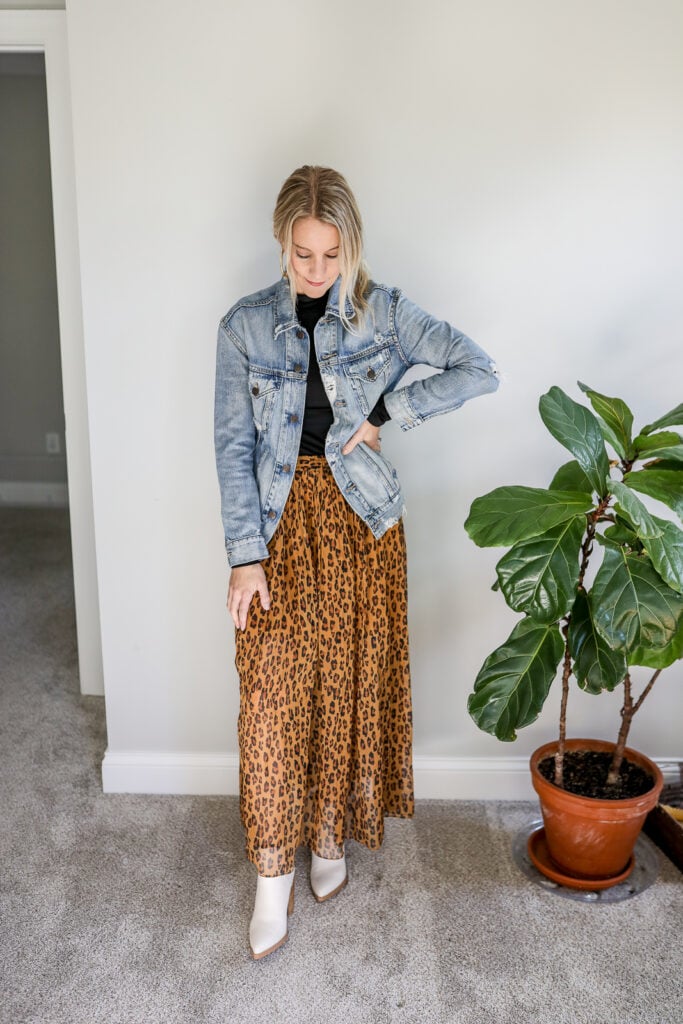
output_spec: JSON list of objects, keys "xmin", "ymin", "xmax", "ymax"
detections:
[
  {"xmin": 296, "ymin": 289, "xmax": 390, "ymax": 457},
  {"xmin": 297, "ymin": 291, "xmax": 335, "ymax": 456}
]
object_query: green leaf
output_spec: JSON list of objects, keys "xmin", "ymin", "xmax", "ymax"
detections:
[
  {"xmin": 539, "ymin": 387, "xmax": 611, "ymax": 497},
  {"xmin": 602, "ymin": 519, "xmax": 641, "ymax": 549},
  {"xmin": 495, "ymin": 517, "xmax": 585, "ymax": 623},
  {"xmin": 549, "ymin": 460, "xmax": 593, "ymax": 493},
  {"xmin": 464, "ymin": 486, "xmax": 593, "ymax": 548},
  {"xmin": 591, "ymin": 548, "xmax": 683, "ymax": 657},
  {"xmin": 608, "ymin": 480, "xmax": 659, "ymax": 538},
  {"xmin": 633, "ymin": 431, "xmax": 683, "ymax": 463},
  {"xmin": 569, "ymin": 590, "xmax": 627, "ymax": 694},
  {"xmin": 467, "ymin": 618, "xmax": 564, "ymax": 741},
  {"xmin": 595, "ymin": 531, "xmax": 625, "ymax": 553},
  {"xmin": 609, "ymin": 481, "xmax": 683, "ymax": 592},
  {"xmin": 598, "ymin": 419, "xmax": 629, "ymax": 459},
  {"xmin": 647, "ymin": 449, "xmax": 683, "ymax": 464},
  {"xmin": 641, "ymin": 403, "xmax": 683, "ymax": 436},
  {"xmin": 577, "ymin": 382, "xmax": 634, "ymax": 459},
  {"xmin": 630, "ymin": 612, "xmax": 683, "ymax": 669},
  {"xmin": 634, "ymin": 431, "xmax": 682, "ymax": 453},
  {"xmin": 625, "ymin": 466, "xmax": 683, "ymax": 521},
  {"xmin": 645, "ymin": 460, "xmax": 683, "ymax": 471},
  {"xmin": 645, "ymin": 516, "xmax": 683, "ymax": 594}
]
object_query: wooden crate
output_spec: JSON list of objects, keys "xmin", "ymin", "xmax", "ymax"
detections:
[{"xmin": 644, "ymin": 778, "xmax": 683, "ymax": 874}]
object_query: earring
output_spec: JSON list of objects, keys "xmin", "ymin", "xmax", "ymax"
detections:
[{"xmin": 279, "ymin": 250, "xmax": 288, "ymax": 279}]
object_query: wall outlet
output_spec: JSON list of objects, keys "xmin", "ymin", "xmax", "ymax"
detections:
[{"xmin": 46, "ymin": 432, "xmax": 60, "ymax": 454}]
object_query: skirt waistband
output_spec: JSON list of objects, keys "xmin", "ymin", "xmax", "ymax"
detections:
[{"xmin": 294, "ymin": 454, "xmax": 329, "ymax": 473}]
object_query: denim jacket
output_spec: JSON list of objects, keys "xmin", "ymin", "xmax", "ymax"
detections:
[{"xmin": 214, "ymin": 275, "xmax": 499, "ymax": 566}]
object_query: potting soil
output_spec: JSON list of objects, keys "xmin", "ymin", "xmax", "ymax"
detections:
[{"xmin": 538, "ymin": 751, "xmax": 654, "ymax": 800}]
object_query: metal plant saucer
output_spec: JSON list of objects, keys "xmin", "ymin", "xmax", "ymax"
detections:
[{"xmin": 512, "ymin": 818, "xmax": 660, "ymax": 903}]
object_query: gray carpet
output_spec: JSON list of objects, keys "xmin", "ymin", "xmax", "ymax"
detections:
[{"xmin": 1, "ymin": 507, "xmax": 681, "ymax": 1024}]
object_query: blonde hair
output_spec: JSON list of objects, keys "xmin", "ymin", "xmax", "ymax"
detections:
[{"xmin": 273, "ymin": 165, "xmax": 369, "ymax": 330}]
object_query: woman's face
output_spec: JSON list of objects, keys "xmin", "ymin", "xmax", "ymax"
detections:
[{"xmin": 288, "ymin": 217, "xmax": 340, "ymax": 298}]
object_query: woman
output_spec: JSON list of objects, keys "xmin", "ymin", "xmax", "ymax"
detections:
[{"xmin": 214, "ymin": 165, "xmax": 499, "ymax": 960}]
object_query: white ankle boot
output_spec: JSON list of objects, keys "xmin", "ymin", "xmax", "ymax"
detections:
[
  {"xmin": 248, "ymin": 868, "xmax": 295, "ymax": 960},
  {"xmin": 310, "ymin": 848, "xmax": 348, "ymax": 902}
]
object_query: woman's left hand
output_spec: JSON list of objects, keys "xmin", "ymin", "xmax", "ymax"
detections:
[{"xmin": 342, "ymin": 420, "xmax": 382, "ymax": 455}]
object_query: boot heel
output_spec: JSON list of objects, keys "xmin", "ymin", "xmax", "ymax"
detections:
[
  {"xmin": 310, "ymin": 849, "xmax": 348, "ymax": 901},
  {"xmin": 249, "ymin": 869, "xmax": 296, "ymax": 960}
]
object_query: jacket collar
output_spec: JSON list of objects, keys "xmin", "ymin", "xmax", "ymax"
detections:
[
  {"xmin": 273, "ymin": 274, "xmax": 352, "ymax": 334},
  {"xmin": 325, "ymin": 275, "xmax": 355, "ymax": 319}
]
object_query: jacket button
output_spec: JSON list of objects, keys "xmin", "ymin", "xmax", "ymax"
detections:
[
  {"xmin": 289, "ymin": 413, "xmax": 299, "ymax": 424},
  {"xmin": 296, "ymin": 329, "xmax": 305, "ymax": 339},
  {"xmin": 293, "ymin": 363, "xmax": 303, "ymax": 373},
  {"xmin": 366, "ymin": 368, "xmax": 376, "ymax": 380},
  {"xmin": 267, "ymin": 510, "xmax": 277, "ymax": 520},
  {"xmin": 251, "ymin": 384, "xmax": 260, "ymax": 395},
  {"xmin": 282, "ymin": 463, "xmax": 291, "ymax": 473}
]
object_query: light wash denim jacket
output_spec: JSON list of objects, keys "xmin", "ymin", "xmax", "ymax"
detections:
[{"xmin": 214, "ymin": 275, "xmax": 499, "ymax": 566}]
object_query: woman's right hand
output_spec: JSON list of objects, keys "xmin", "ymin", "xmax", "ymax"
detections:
[{"xmin": 227, "ymin": 563, "xmax": 271, "ymax": 631}]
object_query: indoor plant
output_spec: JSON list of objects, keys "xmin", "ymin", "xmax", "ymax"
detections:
[{"xmin": 464, "ymin": 383, "xmax": 683, "ymax": 885}]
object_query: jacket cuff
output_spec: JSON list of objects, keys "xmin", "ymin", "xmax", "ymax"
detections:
[
  {"xmin": 383, "ymin": 387, "xmax": 423, "ymax": 431},
  {"xmin": 226, "ymin": 535, "xmax": 269, "ymax": 567}
]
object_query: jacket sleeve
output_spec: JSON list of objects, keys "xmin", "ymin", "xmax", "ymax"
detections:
[
  {"xmin": 383, "ymin": 289, "xmax": 500, "ymax": 431},
  {"xmin": 214, "ymin": 318, "xmax": 270, "ymax": 566}
]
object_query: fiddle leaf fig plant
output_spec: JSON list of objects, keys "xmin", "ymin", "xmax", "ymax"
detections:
[{"xmin": 464, "ymin": 383, "xmax": 683, "ymax": 790}]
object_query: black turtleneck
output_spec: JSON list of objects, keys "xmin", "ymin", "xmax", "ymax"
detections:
[
  {"xmin": 296, "ymin": 291, "xmax": 335, "ymax": 455},
  {"xmin": 296, "ymin": 290, "xmax": 390, "ymax": 457}
]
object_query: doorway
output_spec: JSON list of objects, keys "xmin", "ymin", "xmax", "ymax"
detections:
[
  {"xmin": 0, "ymin": 10, "xmax": 103, "ymax": 697},
  {"xmin": 0, "ymin": 52, "xmax": 66, "ymax": 503}
]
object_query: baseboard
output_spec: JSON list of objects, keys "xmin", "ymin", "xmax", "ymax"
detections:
[
  {"xmin": 97, "ymin": 751, "xmax": 536, "ymax": 800},
  {"xmin": 101, "ymin": 750, "xmax": 242, "ymax": 796},
  {"xmin": 0, "ymin": 480, "xmax": 68, "ymax": 506},
  {"xmin": 413, "ymin": 755, "xmax": 537, "ymax": 800},
  {"xmin": 101, "ymin": 750, "xmax": 682, "ymax": 799}
]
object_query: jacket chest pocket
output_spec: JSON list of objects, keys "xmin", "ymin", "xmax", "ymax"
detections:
[
  {"xmin": 248, "ymin": 371, "xmax": 280, "ymax": 433},
  {"xmin": 342, "ymin": 345, "xmax": 391, "ymax": 417}
]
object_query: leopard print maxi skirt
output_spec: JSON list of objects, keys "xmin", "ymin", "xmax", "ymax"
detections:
[{"xmin": 235, "ymin": 454, "xmax": 415, "ymax": 876}]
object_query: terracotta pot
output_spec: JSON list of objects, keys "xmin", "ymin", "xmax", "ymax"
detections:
[{"xmin": 530, "ymin": 738, "xmax": 664, "ymax": 882}]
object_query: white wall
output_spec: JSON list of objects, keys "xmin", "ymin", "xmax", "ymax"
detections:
[{"xmin": 64, "ymin": 0, "xmax": 683, "ymax": 793}]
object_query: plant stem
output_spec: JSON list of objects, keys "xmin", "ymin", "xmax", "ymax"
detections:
[
  {"xmin": 555, "ymin": 619, "xmax": 572, "ymax": 788},
  {"xmin": 578, "ymin": 530, "xmax": 594, "ymax": 586},
  {"xmin": 607, "ymin": 672, "xmax": 633, "ymax": 786},
  {"xmin": 554, "ymin": 501, "xmax": 609, "ymax": 789},
  {"xmin": 577, "ymin": 498, "xmax": 609, "ymax": 590},
  {"xmin": 607, "ymin": 667, "xmax": 663, "ymax": 785},
  {"xmin": 554, "ymin": 512, "xmax": 599, "ymax": 788},
  {"xmin": 632, "ymin": 668, "xmax": 662, "ymax": 716}
]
